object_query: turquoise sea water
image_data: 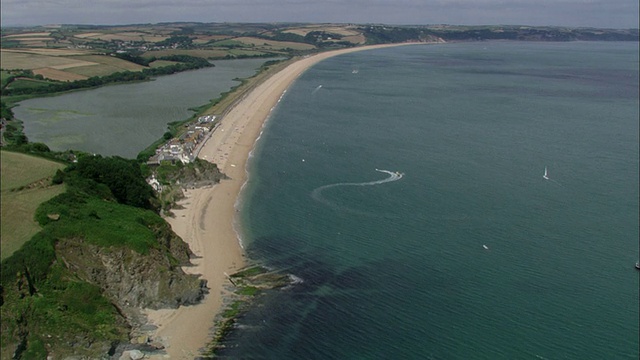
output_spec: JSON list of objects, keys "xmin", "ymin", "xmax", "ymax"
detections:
[{"xmin": 230, "ymin": 42, "xmax": 639, "ymax": 359}]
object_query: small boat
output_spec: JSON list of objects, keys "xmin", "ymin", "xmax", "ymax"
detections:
[
  {"xmin": 543, "ymin": 166, "xmax": 549, "ymax": 180},
  {"xmin": 636, "ymin": 262, "xmax": 640, "ymax": 270},
  {"xmin": 483, "ymin": 244, "xmax": 489, "ymax": 250}
]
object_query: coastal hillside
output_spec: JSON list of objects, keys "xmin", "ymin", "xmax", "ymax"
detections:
[
  {"xmin": 0, "ymin": 152, "xmax": 207, "ymax": 359},
  {"xmin": 0, "ymin": 150, "xmax": 66, "ymax": 259},
  {"xmin": 0, "ymin": 22, "xmax": 637, "ymax": 359}
]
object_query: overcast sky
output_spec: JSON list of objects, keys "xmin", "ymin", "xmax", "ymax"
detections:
[{"xmin": 1, "ymin": 0, "xmax": 638, "ymax": 29}]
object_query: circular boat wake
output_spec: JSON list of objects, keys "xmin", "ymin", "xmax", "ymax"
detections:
[{"xmin": 311, "ymin": 169, "xmax": 404, "ymax": 214}]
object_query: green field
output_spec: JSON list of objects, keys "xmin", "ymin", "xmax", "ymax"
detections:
[
  {"xmin": 227, "ymin": 49, "xmax": 272, "ymax": 57},
  {"xmin": 64, "ymin": 64, "xmax": 132, "ymax": 77},
  {"xmin": 0, "ymin": 150, "xmax": 66, "ymax": 259},
  {"xmin": 5, "ymin": 78, "xmax": 54, "ymax": 90},
  {"xmin": 149, "ymin": 60, "xmax": 179, "ymax": 68},
  {"xmin": 1, "ymin": 186, "xmax": 65, "ymax": 260},
  {"xmin": 1, "ymin": 150, "xmax": 66, "ymax": 191},
  {"xmin": 210, "ymin": 39, "xmax": 245, "ymax": 47},
  {"xmin": 72, "ymin": 55, "xmax": 147, "ymax": 71}
]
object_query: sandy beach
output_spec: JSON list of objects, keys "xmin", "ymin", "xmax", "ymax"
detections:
[{"xmin": 144, "ymin": 43, "xmax": 414, "ymax": 358}]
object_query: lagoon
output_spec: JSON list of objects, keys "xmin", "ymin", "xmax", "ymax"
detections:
[{"xmin": 13, "ymin": 58, "xmax": 270, "ymax": 158}]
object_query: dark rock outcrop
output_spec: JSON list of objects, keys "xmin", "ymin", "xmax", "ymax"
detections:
[{"xmin": 55, "ymin": 238, "xmax": 207, "ymax": 314}]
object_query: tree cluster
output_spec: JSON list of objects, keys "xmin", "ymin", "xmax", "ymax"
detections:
[
  {"xmin": 1, "ymin": 100, "xmax": 29, "ymax": 145},
  {"xmin": 0, "ymin": 100, "xmax": 14, "ymax": 120},
  {"xmin": 155, "ymin": 35, "xmax": 195, "ymax": 48},
  {"xmin": 361, "ymin": 26, "xmax": 430, "ymax": 44},
  {"xmin": 114, "ymin": 52, "xmax": 154, "ymax": 66},
  {"xmin": 66, "ymin": 155, "xmax": 157, "ymax": 210}
]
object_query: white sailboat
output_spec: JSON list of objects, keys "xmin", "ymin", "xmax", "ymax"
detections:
[{"xmin": 543, "ymin": 166, "xmax": 549, "ymax": 180}]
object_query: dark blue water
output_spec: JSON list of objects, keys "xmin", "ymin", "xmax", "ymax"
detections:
[{"xmin": 228, "ymin": 42, "xmax": 639, "ymax": 359}]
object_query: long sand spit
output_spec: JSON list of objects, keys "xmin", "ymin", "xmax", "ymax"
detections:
[{"xmin": 144, "ymin": 43, "xmax": 416, "ymax": 358}]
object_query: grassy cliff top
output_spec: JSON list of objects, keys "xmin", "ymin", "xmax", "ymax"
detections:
[{"xmin": 0, "ymin": 150, "xmax": 67, "ymax": 260}]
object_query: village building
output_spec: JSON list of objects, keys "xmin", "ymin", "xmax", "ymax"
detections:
[{"xmin": 146, "ymin": 115, "xmax": 218, "ymax": 167}]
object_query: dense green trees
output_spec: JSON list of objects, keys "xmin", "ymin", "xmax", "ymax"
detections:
[
  {"xmin": 267, "ymin": 31, "xmax": 306, "ymax": 43},
  {"xmin": 362, "ymin": 26, "xmax": 431, "ymax": 44},
  {"xmin": 70, "ymin": 155, "xmax": 156, "ymax": 210},
  {"xmin": 156, "ymin": 35, "xmax": 194, "ymax": 48},
  {"xmin": 114, "ymin": 52, "xmax": 154, "ymax": 66},
  {"xmin": 1, "ymin": 100, "xmax": 14, "ymax": 120},
  {"xmin": 1, "ymin": 101, "xmax": 29, "ymax": 145}
]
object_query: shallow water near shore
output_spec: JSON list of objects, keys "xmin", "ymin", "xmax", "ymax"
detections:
[{"xmin": 229, "ymin": 42, "xmax": 639, "ymax": 359}]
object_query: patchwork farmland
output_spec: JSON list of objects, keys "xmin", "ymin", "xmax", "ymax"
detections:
[{"xmin": 1, "ymin": 23, "xmax": 369, "ymax": 83}]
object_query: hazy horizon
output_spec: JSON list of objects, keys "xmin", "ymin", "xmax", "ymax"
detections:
[{"xmin": 1, "ymin": 0, "xmax": 638, "ymax": 29}]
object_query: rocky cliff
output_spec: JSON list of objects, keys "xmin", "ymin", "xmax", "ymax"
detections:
[
  {"xmin": 55, "ymin": 236, "xmax": 206, "ymax": 316},
  {"xmin": 1, "ymin": 220, "xmax": 207, "ymax": 359}
]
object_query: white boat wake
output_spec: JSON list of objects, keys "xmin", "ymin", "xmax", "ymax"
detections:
[
  {"xmin": 542, "ymin": 166, "xmax": 562, "ymax": 186},
  {"xmin": 311, "ymin": 169, "xmax": 404, "ymax": 213},
  {"xmin": 311, "ymin": 85, "xmax": 323, "ymax": 95}
]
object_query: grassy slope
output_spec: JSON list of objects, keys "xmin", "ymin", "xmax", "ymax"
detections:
[
  {"xmin": 4, "ymin": 77, "xmax": 55, "ymax": 90},
  {"xmin": 34, "ymin": 194, "xmax": 162, "ymax": 254},
  {"xmin": 0, "ymin": 50, "xmax": 94, "ymax": 70},
  {"xmin": 0, "ymin": 154, "xmax": 173, "ymax": 358},
  {"xmin": 0, "ymin": 150, "xmax": 65, "ymax": 191},
  {"xmin": 0, "ymin": 151, "xmax": 67, "ymax": 260},
  {"xmin": 1, "ymin": 186, "xmax": 65, "ymax": 260}
]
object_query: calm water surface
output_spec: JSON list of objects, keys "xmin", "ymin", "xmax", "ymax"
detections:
[
  {"xmin": 228, "ymin": 42, "xmax": 639, "ymax": 359},
  {"xmin": 14, "ymin": 58, "xmax": 269, "ymax": 158}
]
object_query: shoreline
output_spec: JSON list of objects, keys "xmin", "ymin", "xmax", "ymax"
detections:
[{"xmin": 144, "ymin": 42, "xmax": 420, "ymax": 358}]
